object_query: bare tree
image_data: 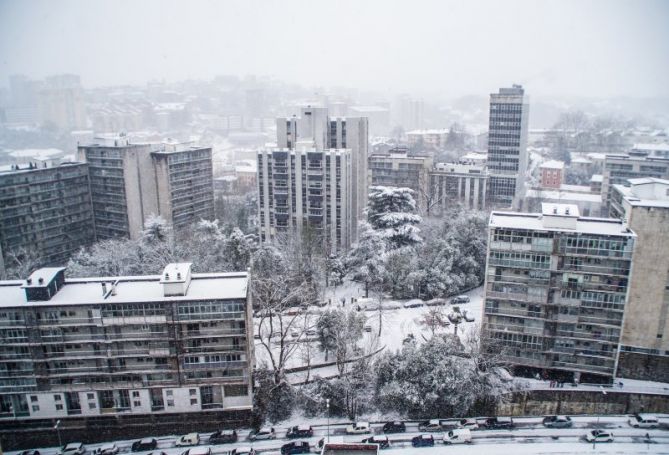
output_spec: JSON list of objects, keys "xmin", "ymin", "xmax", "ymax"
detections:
[
  {"xmin": 2, "ymin": 246, "xmax": 42, "ymax": 280},
  {"xmin": 419, "ymin": 305, "xmax": 451, "ymax": 337}
]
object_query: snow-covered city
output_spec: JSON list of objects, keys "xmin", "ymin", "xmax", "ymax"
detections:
[{"xmin": 1, "ymin": 0, "xmax": 669, "ymax": 454}]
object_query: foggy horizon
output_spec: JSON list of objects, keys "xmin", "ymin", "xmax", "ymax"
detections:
[{"xmin": 1, "ymin": 0, "xmax": 668, "ymax": 99}]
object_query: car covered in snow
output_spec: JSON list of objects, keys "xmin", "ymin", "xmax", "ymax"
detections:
[
  {"xmin": 382, "ymin": 421, "xmax": 406, "ymax": 433},
  {"xmin": 280, "ymin": 441, "xmax": 310, "ymax": 454},
  {"xmin": 411, "ymin": 435, "xmax": 435, "ymax": 447},
  {"xmin": 439, "ymin": 419, "xmax": 462, "ymax": 430},
  {"xmin": 61, "ymin": 443, "xmax": 86, "ymax": 455},
  {"xmin": 361, "ymin": 435, "xmax": 390, "ymax": 449},
  {"xmin": 628, "ymin": 413, "xmax": 659, "ymax": 428},
  {"xmin": 94, "ymin": 444, "xmax": 118, "ymax": 455},
  {"xmin": 249, "ymin": 427, "xmax": 276, "ymax": 440},
  {"xmin": 542, "ymin": 415, "xmax": 573, "ymax": 428},
  {"xmin": 346, "ymin": 421, "xmax": 371, "ymax": 434},
  {"xmin": 132, "ymin": 439, "xmax": 158, "ymax": 452},
  {"xmin": 418, "ymin": 419, "xmax": 442, "ymax": 432},
  {"xmin": 230, "ymin": 448, "xmax": 256, "ymax": 455},
  {"xmin": 462, "ymin": 310, "xmax": 475, "ymax": 322},
  {"xmin": 458, "ymin": 418, "xmax": 479, "ymax": 430},
  {"xmin": 451, "ymin": 295, "xmax": 470, "ymax": 304},
  {"xmin": 403, "ymin": 299, "xmax": 424, "ymax": 308},
  {"xmin": 175, "ymin": 433, "xmax": 200, "ymax": 447},
  {"xmin": 585, "ymin": 430, "xmax": 614, "ymax": 443},
  {"xmin": 286, "ymin": 425, "xmax": 314, "ymax": 438},
  {"xmin": 209, "ymin": 430, "xmax": 238, "ymax": 444},
  {"xmin": 181, "ymin": 448, "xmax": 211, "ymax": 455},
  {"xmin": 480, "ymin": 417, "xmax": 514, "ymax": 429},
  {"xmin": 442, "ymin": 428, "xmax": 472, "ymax": 444}
]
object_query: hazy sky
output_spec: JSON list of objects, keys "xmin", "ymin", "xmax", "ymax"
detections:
[{"xmin": 0, "ymin": 0, "xmax": 667, "ymax": 98}]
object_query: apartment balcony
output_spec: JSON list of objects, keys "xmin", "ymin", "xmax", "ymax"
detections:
[
  {"xmin": 183, "ymin": 360, "xmax": 248, "ymax": 370},
  {"xmin": 550, "ymin": 360, "xmax": 613, "ymax": 375},
  {"xmin": 486, "ymin": 290, "xmax": 548, "ymax": 304}
]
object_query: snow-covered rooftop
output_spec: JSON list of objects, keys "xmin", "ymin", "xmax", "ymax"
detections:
[
  {"xmin": 490, "ymin": 211, "xmax": 633, "ymax": 237},
  {"xmin": 540, "ymin": 160, "xmax": 565, "ymax": 170},
  {"xmin": 0, "ymin": 272, "xmax": 248, "ymax": 308}
]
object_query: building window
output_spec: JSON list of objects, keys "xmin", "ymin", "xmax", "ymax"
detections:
[
  {"xmin": 30, "ymin": 396, "xmax": 38, "ymax": 403},
  {"xmin": 167, "ymin": 400, "xmax": 174, "ymax": 407},
  {"xmin": 32, "ymin": 405, "xmax": 40, "ymax": 412},
  {"xmin": 132, "ymin": 391, "xmax": 140, "ymax": 398},
  {"xmin": 87, "ymin": 393, "xmax": 95, "ymax": 400},
  {"xmin": 224, "ymin": 385, "xmax": 248, "ymax": 397},
  {"xmin": 166, "ymin": 390, "xmax": 173, "ymax": 396},
  {"xmin": 89, "ymin": 402, "xmax": 96, "ymax": 409},
  {"xmin": 56, "ymin": 404, "xmax": 63, "ymax": 411},
  {"xmin": 189, "ymin": 389, "xmax": 197, "ymax": 396},
  {"xmin": 54, "ymin": 395, "xmax": 62, "ymax": 401},
  {"xmin": 190, "ymin": 398, "xmax": 198, "ymax": 405},
  {"xmin": 133, "ymin": 401, "xmax": 141, "ymax": 407}
]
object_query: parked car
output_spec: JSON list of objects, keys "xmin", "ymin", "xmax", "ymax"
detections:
[
  {"xmin": 181, "ymin": 448, "xmax": 211, "ymax": 455},
  {"xmin": 382, "ymin": 421, "xmax": 406, "ymax": 433},
  {"xmin": 132, "ymin": 439, "xmax": 158, "ymax": 452},
  {"xmin": 364, "ymin": 325, "xmax": 373, "ymax": 332},
  {"xmin": 305, "ymin": 329, "xmax": 316, "ymax": 336},
  {"xmin": 286, "ymin": 425, "xmax": 314, "ymax": 438},
  {"xmin": 459, "ymin": 418, "xmax": 479, "ymax": 430},
  {"xmin": 19, "ymin": 451, "xmax": 40, "ymax": 455},
  {"xmin": 280, "ymin": 442, "xmax": 310, "ymax": 455},
  {"xmin": 361, "ymin": 436, "xmax": 390, "ymax": 449},
  {"xmin": 95, "ymin": 444, "xmax": 118, "ymax": 455},
  {"xmin": 585, "ymin": 430, "xmax": 614, "ymax": 443},
  {"xmin": 418, "ymin": 419, "xmax": 442, "ymax": 432},
  {"xmin": 346, "ymin": 421, "xmax": 371, "ymax": 434},
  {"xmin": 403, "ymin": 299, "xmax": 424, "ymax": 309},
  {"xmin": 481, "ymin": 417, "xmax": 514, "ymax": 429},
  {"xmin": 411, "ymin": 435, "xmax": 435, "ymax": 447},
  {"xmin": 439, "ymin": 419, "xmax": 462, "ymax": 430},
  {"xmin": 542, "ymin": 415, "xmax": 573, "ymax": 428},
  {"xmin": 452, "ymin": 295, "xmax": 470, "ymax": 304},
  {"xmin": 230, "ymin": 448, "xmax": 256, "ymax": 455},
  {"xmin": 628, "ymin": 413, "xmax": 659, "ymax": 428},
  {"xmin": 443, "ymin": 428, "xmax": 472, "ymax": 444},
  {"xmin": 175, "ymin": 433, "xmax": 201, "ymax": 447},
  {"xmin": 209, "ymin": 430, "xmax": 238, "ymax": 444},
  {"xmin": 61, "ymin": 443, "xmax": 86, "ymax": 455},
  {"xmin": 249, "ymin": 427, "xmax": 276, "ymax": 440},
  {"xmin": 426, "ymin": 298, "xmax": 447, "ymax": 306},
  {"xmin": 462, "ymin": 310, "xmax": 475, "ymax": 322}
]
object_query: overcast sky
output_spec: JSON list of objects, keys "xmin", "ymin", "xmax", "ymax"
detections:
[{"xmin": 0, "ymin": 0, "xmax": 667, "ymax": 98}]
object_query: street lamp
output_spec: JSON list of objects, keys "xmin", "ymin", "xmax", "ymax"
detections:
[
  {"xmin": 54, "ymin": 419, "xmax": 62, "ymax": 449},
  {"xmin": 326, "ymin": 399, "xmax": 330, "ymax": 443}
]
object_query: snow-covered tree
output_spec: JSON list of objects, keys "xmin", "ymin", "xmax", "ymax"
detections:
[
  {"xmin": 367, "ymin": 186, "xmax": 422, "ymax": 249},
  {"xmin": 67, "ymin": 238, "xmax": 144, "ymax": 277},
  {"xmin": 225, "ymin": 227, "xmax": 252, "ymax": 271},
  {"xmin": 1, "ymin": 246, "xmax": 42, "ymax": 280},
  {"xmin": 316, "ymin": 308, "xmax": 365, "ymax": 374},
  {"xmin": 346, "ymin": 222, "xmax": 386, "ymax": 297}
]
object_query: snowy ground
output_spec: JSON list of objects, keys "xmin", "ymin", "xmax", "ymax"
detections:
[{"xmin": 9, "ymin": 415, "xmax": 669, "ymax": 455}]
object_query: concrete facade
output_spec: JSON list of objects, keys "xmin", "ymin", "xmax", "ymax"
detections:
[
  {"xmin": 368, "ymin": 150, "xmax": 432, "ymax": 213},
  {"xmin": 609, "ymin": 178, "xmax": 669, "ymax": 381},
  {"xmin": 429, "ymin": 162, "xmax": 488, "ymax": 212},
  {"xmin": 0, "ymin": 263, "xmax": 254, "ymax": 422}
]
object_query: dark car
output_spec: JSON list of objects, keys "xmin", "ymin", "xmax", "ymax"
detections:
[
  {"xmin": 542, "ymin": 415, "xmax": 573, "ymax": 428},
  {"xmin": 286, "ymin": 425, "xmax": 314, "ymax": 439},
  {"xmin": 482, "ymin": 417, "xmax": 514, "ymax": 429},
  {"xmin": 280, "ymin": 442, "xmax": 310, "ymax": 455},
  {"xmin": 361, "ymin": 436, "xmax": 390, "ymax": 449},
  {"xmin": 382, "ymin": 421, "xmax": 406, "ymax": 434},
  {"xmin": 19, "ymin": 451, "xmax": 40, "ymax": 455},
  {"xmin": 411, "ymin": 435, "xmax": 435, "ymax": 447},
  {"xmin": 209, "ymin": 430, "xmax": 238, "ymax": 444}
]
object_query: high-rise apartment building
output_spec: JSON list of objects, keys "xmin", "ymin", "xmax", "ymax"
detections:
[
  {"xmin": 482, "ymin": 203, "xmax": 635, "ymax": 382},
  {"xmin": 39, "ymin": 74, "xmax": 87, "ymax": 131},
  {"xmin": 78, "ymin": 136, "xmax": 214, "ymax": 239},
  {"xmin": 0, "ymin": 162, "xmax": 96, "ymax": 275},
  {"xmin": 429, "ymin": 162, "xmax": 488, "ymax": 212},
  {"xmin": 257, "ymin": 144, "xmax": 352, "ymax": 251},
  {"xmin": 609, "ymin": 178, "xmax": 669, "ymax": 381},
  {"xmin": 368, "ymin": 149, "xmax": 433, "ymax": 212},
  {"xmin": 276, "ymin": 107, "xmax": 368, "ymax": 243},
  {"xmin": 486, "ymin": 85, "xmax": 530, "ymax": 208},
  {"xmin": 0, "ymin": 263, "xmax": 254, "ymax": 422},
  {"xmin": 600, "ymin": 149, "xmax": 669, "ymax": 214}
]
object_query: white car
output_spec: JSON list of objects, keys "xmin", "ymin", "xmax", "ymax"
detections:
[
  {"xmin": 231, "ymin": 448, "xmax": 256, "ymax": 455},
  {"xmin": 249, "ymin": 427, "xmax": 276, "ymax": 440},
  {"xmin": 61, "ymin": 443, "xmax": 85, "ymax": 455},
  {"xmin": 585, "ymin": 430, "xmax": 614, "ymax": 443},
  {"xmin": 183, "ymin": 448, "xmax": 211, "ymax": 455},
  {"xmin": 459, "ymin": 418, "xmax": 479, "ymax": 430},
  {"xmin": 175, "ymin": 433, "xmax": 201, "ymax": 447},
  {"xmin": 95, "ymin": 444, "xmax": 118, "ymax": 455},
  {"xmin": 443, "ymin": 428, "xmax": 472, "ymax": 444},
  {"xmin": 346, "ymin": 421, "xmax": 371, "ymax": 434},
  {"xmin": 628, "ymin": 413, "xmax": 659, "ymax": 428}
]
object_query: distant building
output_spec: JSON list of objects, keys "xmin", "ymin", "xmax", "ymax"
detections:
[
  {"xmin": 539, "ymin": 160, "xmax": 565, "ymax": 189},
  {"xmin": 486, "ymin": 85, "xmax": 530, "ymax": 209},
  {"xmin": 0, "ymin": 162, "xmax": 96, "ymax": 274},
  {"xmin": 406, "ymin": 129, "xmax": 449, "ymax": 150},
  {"xmin": 257, "ymin": 144, "xmax": 353, "ymax": 251},
  {"xmin": 523, "ymin": 187, "xmax": 602, "ymax": 217},
  {"xmin": 39, "ymin": 74, "xmax": 87, "ymax": 131},
  {"xmin": 590, "ymin": 174, "xmax": 603, "ymax": 194},
  {"xmin": 78, "ymin": 136, "xmax": 214, "ymax": 239},
  {"xmin": 429, "ymin": 162, "xmax": 488, "ymax": 212},
  {"xmin": 610, "ymin": 178, "xmax": 669, "ymax": 381},
  {"xmin": 368, "ymin": 149, "xmax": 433, "ymax": 212},
  {"xmin": 482, "ymin": 204, "xmax": 636, "ymax": 382},
  {"xmin": 276, "ymin": 107, "xmax": 368, "ymax": 243},
  {"xmin": 631, "ymin": 143, "xmax": 669, "ymax": 159},
  {"xmin": 459, "ymin": 152, "xmax": 488, "ymax": 166},
  {"xmin": 600, "ymin": 149, "xmax": 669, "ymax": 214},
  {"xmin": 0, "ymin": 263, "xmax": 254, "ymax": 422}
]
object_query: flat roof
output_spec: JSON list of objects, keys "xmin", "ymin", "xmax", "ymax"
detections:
[
  {"xmin": 0, "ymin": 272, "xmax": 248, "ymax": 308},
  {"xmin": 490, "ymin": 211, "xmax": 634, "ymax": 237},
  {"xmin": 540, "ymin": 160, "xmax": 565, "ymax": 169}
]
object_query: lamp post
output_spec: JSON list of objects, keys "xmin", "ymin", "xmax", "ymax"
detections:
[
  {"xmin": 326, "ymin": 399, "xmax": 330, "ymax": 443},
  {"xmin": 54, "ymin": 419, "xmax": 62, "ymax": 449}
]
